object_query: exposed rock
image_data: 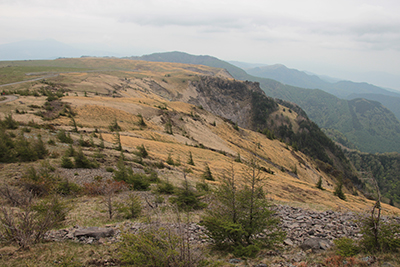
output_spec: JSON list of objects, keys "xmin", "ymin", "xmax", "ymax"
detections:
[
  {"xmin": 283, "ymin": 239, "xmax": 294, "ymax": 246},
  {"xmin": 299, "ymin": 238, "xmax": 331, "ymax": 253},
  {"xmin": 274, "ymin": 205, "xmax": 362, "ymax": 246},
  {"xmin": 73, "ymin": 227, "xmax": 115, "ymax": 239},
  {"xmin": 44, "ymin": 203, "xmax": 399, "ymax": 255},
  {"xmin": 229, "ymin": 258, "xmax": 242, "ymax": 264}
]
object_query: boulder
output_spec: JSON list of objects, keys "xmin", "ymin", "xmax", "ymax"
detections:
[
  {"xmin": 73, "ymin": 227, "xmax": 115, "ymax": 239},
  {"xmin": 299, "ymin": 238, "xmax": 331, "ymax": 252}
]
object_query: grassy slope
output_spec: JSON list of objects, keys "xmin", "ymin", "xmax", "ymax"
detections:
[
  {"xmin": 1, "ymin": 58, "xmax": 399, "ymax": 265},
  {"xmin": 1, "ymin": 57, "xmax": 396, "ymax": 211}
]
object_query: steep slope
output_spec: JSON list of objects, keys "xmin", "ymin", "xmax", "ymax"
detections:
[
  {"xmin": 173, "ymin": 76, "xmax": 360, "ymax": 189},
  {"xmin": 346, "ymin": 151, "xmax": 400, "ymax": 205},
  {"xmin": 264, "ymin": 83, "xmax": 400, "ymax": 153},
  {"xmin": 0, "ymin": 57, "xmax": 374, "ymax": 210},
  {"xmin": 130, "ymin": 52, "xmax": 400, "ymax": 154}
]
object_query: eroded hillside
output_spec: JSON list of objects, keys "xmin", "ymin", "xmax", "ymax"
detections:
[{"xmin": 0, "ymin": 57, "xmax": 397, "ymax": 214}]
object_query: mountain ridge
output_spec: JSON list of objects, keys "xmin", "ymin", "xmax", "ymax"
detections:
[
  {"xmin": 245, "ymin": 64, "xmax": 400, "ymax": 121},
  {"xmin": 127, "ymin": 51, "xmax": 400, "ymax": 154},
  {"xmin": 0, "ymin": 57, "xmax": 366, "ymax": 209}
]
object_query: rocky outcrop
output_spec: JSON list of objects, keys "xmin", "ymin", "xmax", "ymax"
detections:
[
  {"xmin": 275, "ymin": 205, "xmax": 361, "ymax": 246},
  {"xmin": 45, "ymin": 226, "xmax": 118, "ymax": 244},
  {"xmin": 73, "ymin": 227, "xmax": 115, "ymax": 239},
  {"xmin": 45, "ymin": 204, "xmax": 381, "ymax": 247},
  {"xmin": 183, "ymin": 76, "xmax": 275, "ymax": 130}
]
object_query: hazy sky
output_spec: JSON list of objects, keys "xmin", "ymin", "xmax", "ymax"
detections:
[{"xmin": 1, "ymin": 0, "xmax": 400, "ymax": 88}]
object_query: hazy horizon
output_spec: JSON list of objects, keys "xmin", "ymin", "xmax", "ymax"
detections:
[{"xmin": 1, "ymin": 0, "xmax": 400, "ymax": 90}]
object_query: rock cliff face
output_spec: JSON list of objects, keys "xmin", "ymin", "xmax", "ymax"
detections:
[
  {"xmin": 177, "ymin": 76, "xmax": 359, "ymax": 189},
  {"xmin": 180, "ymin": 76, "xmax": 278, "ymax": 130}
]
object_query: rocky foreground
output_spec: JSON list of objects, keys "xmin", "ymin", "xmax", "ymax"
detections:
[
  {"xmin": 47, "ymin": 204, "xmax": 400, "ymax": 246},
  {"xmin": 44, "ymin": 204, "xmax": 400, "ymax": 266}
]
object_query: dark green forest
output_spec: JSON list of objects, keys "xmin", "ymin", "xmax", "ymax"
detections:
[{"xmin": 346, "ymin": 151, "xmax": 400, "ymax": 206}]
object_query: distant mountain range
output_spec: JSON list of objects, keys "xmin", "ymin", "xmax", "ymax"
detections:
[
  {"xmin": 241, "ymin": 64, "xmax": 400, "ymax": 122},
  {"xmin": 127, "ymin": 51, "xmax": 400, "ymax": 154}
]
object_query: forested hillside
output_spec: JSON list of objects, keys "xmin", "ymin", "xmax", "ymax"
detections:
[
  {"xmin": 346, "ymin": 151, "xmax": 400, "ymax": 205},
  {"xmin": 246, "ymin": 64, "xmax": 400, "ymax": 121}
]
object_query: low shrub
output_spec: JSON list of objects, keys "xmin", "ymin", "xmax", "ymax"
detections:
[
  {"xmin": 61, "ymin": 156, "xmax": 74, "ymax": 169},
  {"xmin": 73, "ymin": 148, "xmax": 99, "ymax": 169},
  {"xmin": 106, "ymin": 167, "xmax": 115, "ymax": 172},
  {"xmin": 334, "ymin": 237, "xmax": 360, "ymax": 257},
  {"xmin": 116, "ymin": 194, "xmax": 142, "ymax": 219},
  {"xmin": 83, "ymin": 179, "xmax": 126, "ymax": 196},
  {"xmin": 195, "ymin": 181, "xmax": 210, "ymax": 192},
  {"xmin": 134, "ymin": 144, "xmax": 148, "ymax": 158},
  {"xmin": 0, "ymin": 196, "xmax": 69, "ymax": 249},
  {"xmin": 170, "ymin": 179, "xmax": 206, "ymax": 212},
  {"xmin": 32, "ymin": 195, "xmax": 70, "ymax": 228},
  {"xmin": 156, "ymin": 181, "xmax": 175, "ymax": 195},
  {"xmin": 57, "ymin": 179, "xmax": 82, "ymax": 196},
  {"xmin": 19, "ymin": 164, "xmax": 60, "ymax": 197},
  {"xmin": 119, "ymin": 224, "xmax": 203, "ymax": 266},
  {"xmin": 57, "ymin": 130, "xmax": 73, "ymax": 144}
]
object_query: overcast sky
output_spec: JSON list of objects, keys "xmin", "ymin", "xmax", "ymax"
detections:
[{"xmin": 1, "ymin": 0, "xmax": 400, "ymax": 89}]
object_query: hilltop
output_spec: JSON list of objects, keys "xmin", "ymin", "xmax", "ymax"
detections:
[
  {"xmin": 0, "ymin": 57, "xmax": 399, "ymax": 266},
  {"xmin": 0, "ymin": 57, "xmax": 366, "ymax": 209}
]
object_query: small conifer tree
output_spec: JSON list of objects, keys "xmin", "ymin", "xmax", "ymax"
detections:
[
  {"xmin": 70, "ymin": 114, "xmax": 78, "ymax": 132},
  {"xmin": 109, "ymin": 119, "xmax": 121, "ymax": 132},
  {"xmin": 32, "ymin": 134, "xmax": 48, "ymax": 159},
  {"xmin": 316, "ymin": 176, "xmax": 324, "ymax": 190},
  {"xmin": 114, "ymin": 131, "xmax": 122, "ymax": 151},
  {"xmin": 187, "ymin": 151, "xmax": 194, "ymax": 166},
  {"xmin": 166, "ymin": 153, "xmax": 174, "ymax": 165},
  {"xmin": 99, "ymin": 133, "xmax": 105, "ymax": 149},
  {"xmin": 164, "ymin": 118, "xmax": 173, "ymax": 134},
  {"xmin": 234, "ymin": 152, "xmax": 241, "ymax": 163},
  {"xmin": 135, "ymin": 144, "xmax": 148, "ymax": 158},
  {"xmin": 137, "ymin": 114, "xmax": 146, "ymax": 127},
  {"xmin": 202, "ymin": 163, "xmax": 214, "ymax": 181},
  {"xmin": 334, "ymin": 181, "xmax": 346, "ymax": 200}
]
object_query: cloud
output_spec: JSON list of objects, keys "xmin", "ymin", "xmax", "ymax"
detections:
[{"xmin": 2, "ymin": 0, "xmax": 400, "ymax": 77}]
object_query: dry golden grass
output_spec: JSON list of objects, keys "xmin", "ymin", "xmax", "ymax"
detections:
[{"xmin": 1, "ymin": 58, "xmax": 399, "ymax": 216}]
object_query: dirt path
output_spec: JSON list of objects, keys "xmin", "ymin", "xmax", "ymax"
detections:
[
  {"xmin": 0, "ymin": 74, "xmax": 59, "ymax": 88},
  {"xmin": 0, "ymin": 95, "xmax": 18, "ymax": 104}
]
